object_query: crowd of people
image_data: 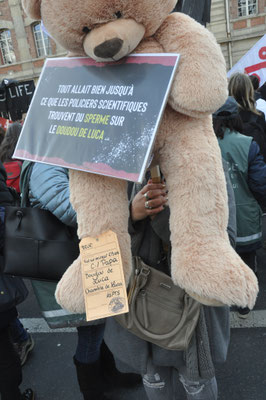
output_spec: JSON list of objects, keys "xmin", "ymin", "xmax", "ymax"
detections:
[{"xmin": 0, "ymin": 72, "xmax": 266, "ymax": 400}]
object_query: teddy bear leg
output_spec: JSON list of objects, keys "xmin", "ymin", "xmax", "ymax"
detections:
[
  {"xmin": 159, "ymin": 113, "xmax": 258, "ymax": 308},
  {"xmin": 55, "ymin": 255, "xmax": 85, "ymax": 313},
  {"xmin": 56, "ymin": 171, "xmax": 132, "ymax": 313}
]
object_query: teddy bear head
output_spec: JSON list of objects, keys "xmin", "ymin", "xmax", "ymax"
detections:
[{"xmin": 23, "ymin": 0, "xmax": 177, "ymax": 61}]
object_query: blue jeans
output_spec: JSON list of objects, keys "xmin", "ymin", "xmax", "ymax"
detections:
[
  {"xmin": 179, "ymin": 373, "xmax": 217, "ymax": 400},
  {"xmin": 75, "ymin": 324, "xmax": 105, "ymax": 364},
  {"xmin": 142, "ymin": 361, "xmax": 218, "ymax": 400},
  {"xmin": 9, "ymin": 318, "xmax": 29, "ymax": 343}
]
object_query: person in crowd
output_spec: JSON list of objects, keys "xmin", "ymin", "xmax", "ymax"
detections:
[
  {"xmin": 0, "ymin": 121, "xmax": 23, "ymax": 193},
  {"xmin": 258, "ymin": 81, "xmax": 266, "ymax": 102},
  {"xmin": 0, "ymin": 160, "xmax": 34, "ymax": 400},
  {"xmin": 229, "ymin": 73, "xmax": 266, "ymax": 213},
  {"xmin": 0, "ymin": 121, "xmax": 21, "ymax": 162},
  {"xmin": 9, "ymin": 318, "xmax": 34, "ymax": 366},
  {"xmin": 213, "ymin": 96, "xmax": 266, "ymax": 318},
  {"xmin": 249, "ymin": 75, "xmax": 266, "ymax": 118},
  {"xmin": 0, "ymin": 127, "xmax": 5, "ymax": 147},
  {"xmin": 229, "ymin": 73, "xmax": 266, "ymax": 148},
  {"xmin": 249, "ymin": 75, "xmax": 262, "ymax": 101},
  {"xmin": 20, "ymin": 161, "xmax": 140, "ymax": 400},
  {"xmin": 0, "ymin": 122, "xmax": 34, "ymax": 365},
  {"xmin": 103, "ymin": 158, "xmax": 236, "ymax": 400}
]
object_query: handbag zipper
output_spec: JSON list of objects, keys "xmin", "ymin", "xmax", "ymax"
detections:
[
  {"xmin": 128, "ymin": 268, "xmax": 140, "ymax": 305},
  {"xmin": 143, "ymin": 288, "xmax": 182, "ymax": 313},
  {"xmin": 141, "ymin": 289, "xmax": 149, "ymax": 329}
]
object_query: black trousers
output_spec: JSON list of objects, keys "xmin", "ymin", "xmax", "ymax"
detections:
[
  {"xmin": 239, "ymin": 250, "xmax": 257, "ymax": 273},
  {"xmin": 0, "ymin": 326, "xmax": 22, "ymax": 400}
]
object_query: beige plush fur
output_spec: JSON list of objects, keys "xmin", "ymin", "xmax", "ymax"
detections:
[{"xmin": 22, "ymin": 0, "xmax": 258, "ymax": 312}]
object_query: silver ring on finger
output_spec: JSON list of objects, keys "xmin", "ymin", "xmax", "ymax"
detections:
[
  {"xmin": 144, "ymin": 192, "xmax": 150, "ymax": 200},
  {"xmin": 145, "ymin": 201, "xmax": 153, "ymax": 210}
]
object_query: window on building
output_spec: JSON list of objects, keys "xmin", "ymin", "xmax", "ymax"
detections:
[
  {"xmin": 33, "ymin": 23, "xmax": 52, "ymax": 57},
  {"xmin": 238, "ymin": 0, "xmax": 258, "ymax": 17},
  {"xmin": 0, "ymin": 30, "xmax": 16, "ymax": 65}
]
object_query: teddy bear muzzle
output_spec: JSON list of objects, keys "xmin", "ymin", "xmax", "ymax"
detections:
[
  {"xmin": 83, "ymin": 18, "xmax": 145, "ymax": 62},
  {"xmin": 94, "ymin": 38, "xmax": 123, "ymax": 59}
]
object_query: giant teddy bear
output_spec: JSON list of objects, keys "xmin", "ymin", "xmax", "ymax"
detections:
[{"xmin": 23, "ymin": 0, "xmax": 258, "ymax": 312}]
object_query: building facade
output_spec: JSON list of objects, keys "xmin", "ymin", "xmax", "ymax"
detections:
[
  {"xmin": 0, "ymin": 0, "xmax": 65, "ymax": 83},
  {"xmin": 0, "ymin": 0, "xmax": 265, "ymax": 82},
  {"xmin": 207, "ymin": 0, "xmax": 266, "ymax": 70}
]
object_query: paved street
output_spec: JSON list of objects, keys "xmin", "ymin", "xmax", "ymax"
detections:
[{"xmin": 9, "ymin": 246, "xmax": 266, "ymax": 400}]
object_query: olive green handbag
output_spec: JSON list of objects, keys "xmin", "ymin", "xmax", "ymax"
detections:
[{"xmin": 115, "ymin": 257, "xmax": 201, "ymax": 351}]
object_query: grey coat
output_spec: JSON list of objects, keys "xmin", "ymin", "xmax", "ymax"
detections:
[{"xmin": 104, "ymin": 162, "xmax": 236, "ymax": 380}]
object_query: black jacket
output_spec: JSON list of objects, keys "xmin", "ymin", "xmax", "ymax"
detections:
[
  {"xmin": 0, "ymin": 161, "xmax": 14, "ymax": 206},
  {"xmin": 240, "ymin": 109, "xmax": 266, "ymax": 162},
  {"xmin": 0, "ymin": 161, "xmax": 18, "ymax": 330}
]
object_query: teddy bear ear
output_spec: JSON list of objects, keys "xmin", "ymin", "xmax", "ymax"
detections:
[{"xmin": 22, "ymin": 0, "xmax": 42, "ymax": 20}]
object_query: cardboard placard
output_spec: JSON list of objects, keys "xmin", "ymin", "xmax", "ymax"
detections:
[
  {"xmin": 14, "ymin": 54, "xmax": 180, "ymax": 183},
  {"xmin": 80, "ymin": 230, "xmax": 129, "ymax": 321}
]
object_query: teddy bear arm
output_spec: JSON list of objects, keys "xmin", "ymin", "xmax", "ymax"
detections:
[
  {"xmin": 154, "ymin": 13, "xmax": 228, "ymax": 118},
  {"xmin": 158, "ymin": 114, "xmax": 258, "ymax": 308}
]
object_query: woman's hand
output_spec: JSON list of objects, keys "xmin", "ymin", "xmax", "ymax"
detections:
[{"xmin": 131, "ymin": 180, "xmax": 168, "ymax": 222}]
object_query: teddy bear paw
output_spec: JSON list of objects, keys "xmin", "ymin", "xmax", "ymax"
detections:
[
  {"xmin": 55, "ymin": 256, "xmax": 86, "ymax": 313},
  {"xmin": 171, "ymin": 242, "xmax": 259, "ymax": 309}
]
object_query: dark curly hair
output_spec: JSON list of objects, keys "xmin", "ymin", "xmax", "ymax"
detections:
[
  {"xmin": 213, "ymin": 115, "xmax": 243, "ymax": 139},
  {"xmin": 249, "ymin": 75, "xmax": 260, "ymax": 91},
  {"xmin": 0, "ymin": 122, "xmax": 22, "ymax": 162}
]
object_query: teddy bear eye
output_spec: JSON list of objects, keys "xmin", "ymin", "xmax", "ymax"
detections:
[
  {"xmin": 82, "ymin": 26, "xmax": 91, "ymax": 34},
  {"xmin": 114, "ymin": 11, "xmax": 122, "ymax": 19}
]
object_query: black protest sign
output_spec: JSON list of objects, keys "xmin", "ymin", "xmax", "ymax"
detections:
[
  {"xmin": 0, "ymin": 79, "xmax": 35, "ymax": 120},
  {"xmin": 6, "ymin": 80, "xmax": 35, "ymax": 119},
  {"xmin": 14, "ymin": 55, "xmax": 179, "ymax": 182}
]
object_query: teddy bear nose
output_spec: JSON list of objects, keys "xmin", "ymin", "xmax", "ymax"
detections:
[{"xmin": 94, "ymin": 38, "xmax": 123, "ymax": 58}]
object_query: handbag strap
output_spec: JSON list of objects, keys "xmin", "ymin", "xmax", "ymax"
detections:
[{"xmin": 20, "ymin": 161, "xmax": 34, "ymax": 207}]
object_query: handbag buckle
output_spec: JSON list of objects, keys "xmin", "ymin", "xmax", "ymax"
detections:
[{"xmin": 140, "ymin": 267, "xmax": 150, "ymax": 277}]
